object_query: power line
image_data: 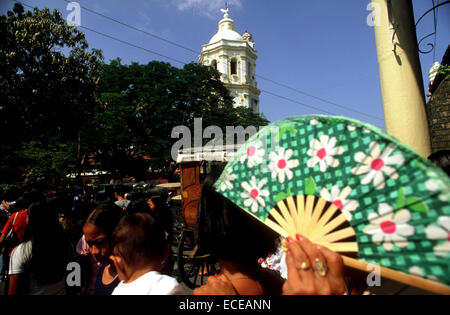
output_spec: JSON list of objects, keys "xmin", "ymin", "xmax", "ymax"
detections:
[
  {"xmin": 58, "ymin": 0, "xmax": 384, "ymax": 122},
  {"xmin": 261, "ymin": 89, "xmax": 384, "ymax": 129},
  {"xmin": 11, "ymin": 0, "xmax": 384, "ymax": 128},
  {"xmin": 256, "ymin": 74, "xmax": 385, "ymax": 122},
  {"xmin": 61, "ymin": 0, "xmax": 200, "ymax": 56},
  {"xmin": 79, "ymin": 25, "xmax": 382, "ymax": 125},
  {"xmin": 79, "ymin": 25, "xmax": 187, "ymax": 65}
]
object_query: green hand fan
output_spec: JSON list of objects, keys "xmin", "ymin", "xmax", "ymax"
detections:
[{"xmin": 214, "ymin": 115, "xmax": 450, "ymax": 294}]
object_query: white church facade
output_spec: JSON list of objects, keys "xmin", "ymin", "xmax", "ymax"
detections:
[{"xmin": 199, "ymin": 7, "xmax": 261, "ymax": 113}]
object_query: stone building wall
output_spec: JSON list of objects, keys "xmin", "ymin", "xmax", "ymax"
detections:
[{"xmin": 427, "ymin": 78, "xmax": 450, "ymax": 152}]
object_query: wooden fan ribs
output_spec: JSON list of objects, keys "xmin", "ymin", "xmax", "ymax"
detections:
[{"xmin": 270, "ymin": 194, "xmax": 358, "ymax": 254}]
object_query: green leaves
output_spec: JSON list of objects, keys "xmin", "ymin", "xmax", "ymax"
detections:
[
  {"xmin": 275, "ymin": 188, "xmax": 292, "ymax": 203},
  {"xmin": 0, "ymin": 3, "xmax": 102, "ymax": 183},
  {"xmin": 305, "ymin": 177, "xmax": 317, "ymax": 195},
  {"xmin": 395, "ymin": 187, "xmax": 428, "ymax": 213},
  {"xmin": 278, "ymin": 124, "xmax": 297, "ymax": 141}
]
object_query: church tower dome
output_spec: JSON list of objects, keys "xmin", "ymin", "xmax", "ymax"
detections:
[
  {"xmin": 209, "ymin": 11, "xmax": 242, "ymax": 43},
  {"xmin": 199, "ymin": 6, "xmax": 261, "ymax": 113}
]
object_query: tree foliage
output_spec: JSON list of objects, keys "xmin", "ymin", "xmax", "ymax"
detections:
[
  {"xmin": 1, "ymin": 4, "xmax": 268, "ymax": 184},
  {"xmin": 0, "ymin": 3, "xmax": 103, "ymax": 183},
  {"xmin": 90, "ymin": 59, "xmax": 269, "ymax": 180}
]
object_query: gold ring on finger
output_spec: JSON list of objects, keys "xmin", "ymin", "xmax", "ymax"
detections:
[
  {"xmin": 295, "ymin": 261, "xmax": 310, "ymax": 271},
  {"xmin": 313, "ymin": 258, "xmax": 328, "ymax": 277}
]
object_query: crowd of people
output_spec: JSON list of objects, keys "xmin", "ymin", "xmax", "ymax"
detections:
[
  {"xmin": 0, "ymin": 180, "xmax": 178, "ymax": 295},
  {"xmin": 0, "ymin": 150, "xmax": 447, "ymax": 295}
]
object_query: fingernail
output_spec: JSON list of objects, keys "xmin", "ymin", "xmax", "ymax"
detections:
[
  {"xmin": 286, "ymin": 236, "xmax": 293, "ymax": 243},
  {"xmin": 295, "ymin": 234, "xmax": 304, "ymax": 241}
]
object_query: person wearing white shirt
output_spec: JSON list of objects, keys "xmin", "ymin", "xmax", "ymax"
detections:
[{"xmin": 109, "ymin": 213, "xmax": 184, "ymax": 295}]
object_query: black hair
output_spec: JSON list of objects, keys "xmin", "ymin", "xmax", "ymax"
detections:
[
  {"xmin": 145, "ymin": 188, "xmax": 173, "ymax": 244},
  {"xmin": 19, "ymin": 190, "xmax": 45, "ymax": 211},
  {"xmin": 126, "ymin": 199, "xmax": 152, "ymax": 216},
  {"xmin": 428, "ymin": 150, "xmax": 450, "ymax": 177},
  {"xmin": 48, "ymin": 193, "xmax": 72, "ymax": 216},
  {"xmin": 112, "ymin": 213, "xmax": 166, "ymax": 267},
  {"xmin": 85, "ymin": 202, "xmax": 125, "ymax": 239},
  {"xmin": 27, "ymin": 201, "xmax": 72, "ymax": 285},
  {"xmin": 126, "ymin": 191, "xmax": 145, "ymax": 203},
  {"xmin": 194, "ymin": 166, "xmax": 279, "ymax": 266}
]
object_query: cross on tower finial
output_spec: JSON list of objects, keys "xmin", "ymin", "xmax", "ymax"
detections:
[{"xmin": 221, "ymin": 2, "xmax": 230, "ymax": 18}]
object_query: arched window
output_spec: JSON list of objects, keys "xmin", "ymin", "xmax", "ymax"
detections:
[
  {"xmin": 247, "ymin": 62, "xmax": 252, "ymax": 79},
  {"xmin": 211, "ymin": 59, "xmax": 217, "ymax": 70},
  {"xmin": 230, "ymin": 58, "xmax": 237, "ymax": 75}
]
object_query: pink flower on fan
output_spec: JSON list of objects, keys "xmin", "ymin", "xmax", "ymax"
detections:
[
  {"xmin": 425, "ymin": 216, "xmax": 450, "ymax": 257},
  {"xmin": 363, "ymin": 203, "xmax": 415, "ymax": 251},
  {"xmin": 268, "ymin": 147, "xmax": 299, "ymax": 184},
  {"xmin": 352, "ymin": 142, "xmax": 404, "ymax": 189},
  {"xmin": 241, "ymin": 176, "xmax": 270, "ymax": 213},
  {"xmin": 320, "ymin": 185, "xmax": 358, "ymax": 221},
  {"xmin": 306, "ymin": 135, "xmax": 344, "ymax": 172},
  {"xmin": 240, "ymin": 141, "xmax": 265, "ymax": 168}
]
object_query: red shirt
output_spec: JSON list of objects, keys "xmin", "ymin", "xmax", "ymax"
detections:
[{"xmin": 1, "ymin": 209, "xmax": 28, "ymax": 243}]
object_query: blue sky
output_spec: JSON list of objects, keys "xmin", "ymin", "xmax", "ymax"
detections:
[{"xmin": 1, "ymin": 0, "xmax": 449, "ymax": 130}]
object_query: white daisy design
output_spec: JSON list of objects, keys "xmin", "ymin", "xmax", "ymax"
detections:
[
  {"xmin": 240, "ymin": 141, "xmax": 265, "ymax": 168},
  {"xmin": 268, "ymin": 147, "xmax": 299, "ymax": 184},
  {"xmin": 320, "ymin": 185, "xmax": 358, "ymax": 221},
  {"xmin": 408, "ymin": 266, "xmax": 440, "ymax": 282},
  {"xmin": 241, "ymin": 176, "xmax": 270, "ymax": 213},
  {"xmin": 425, "ymin": 216, "xmax": 450, "ymax": 257},
  {"xmin": 352, "ymin": 142, "xmax": 404, "ymax": 189},
  {"xmin": 347, "ymin": 125, "xmax": 356, "ymax": 132},
  {"xmin": 306, "ymin": 135, "xmax": 344, "ymax": 172},
  {"xmin": 363, "ymin": 203, "xmax": 415, "ymax": 251},
  {"xmin": 218, "ymin": 168, "xmax": 236, "ymax": 192},
  {"xmin": 425, "ymin": 170, "xmax": 450, "ymax": 202},
  {"xmin": 310, "ymin": 119, "xmax": 319, "ymax": 126}
]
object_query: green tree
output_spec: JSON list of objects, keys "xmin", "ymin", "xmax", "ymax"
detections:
[
  {"xmin": 93, "ymin": 59, "xmax": 268, "ymax": 180},
  {"xmin": 0, "ymin": 3, "xmax": 103, "ymax": 184}
]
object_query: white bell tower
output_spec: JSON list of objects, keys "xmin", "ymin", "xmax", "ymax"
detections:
[{"xmin": 199, "ymin": 6, "xmax": 261, "ymax": 113}]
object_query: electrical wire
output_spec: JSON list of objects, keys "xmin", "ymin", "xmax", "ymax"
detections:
[
  {"xmin": 58, "ymin": 0, "xmax": 385, "ymax": 122},
  {"xmin": 11, "ymin": 0, "xmax": 385, "ymax": 127}
]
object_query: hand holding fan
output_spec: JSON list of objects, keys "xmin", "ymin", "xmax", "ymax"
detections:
[{"xmin": 214, "ymin": 116, "xmax": 450, "ymax": 294}]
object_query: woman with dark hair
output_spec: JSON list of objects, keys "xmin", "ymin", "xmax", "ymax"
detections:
[
  {"xmin": 82, "ymin": 202, "xmax": 124, "ymax": 295},
  {"xmin": 428, "ymin": 150, "xmax": 450, "ymax": 177},
  {"xmin": 194, "ymin": 166, "xmax": 284, "ymax": 295},
  {"xmin": 193, "ymin": 166, "xmax": 349, "ymax": 295},
  {"xmin": 8, "ymin": 201, "xmax": 73, "ymax": 295}
]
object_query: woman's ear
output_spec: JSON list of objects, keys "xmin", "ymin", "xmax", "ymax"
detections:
[{"xmin": 110, "ymin": 255, "xmax": 128, "ymax": 282}]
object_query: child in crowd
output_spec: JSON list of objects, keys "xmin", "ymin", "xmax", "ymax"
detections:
[
  {"xmin": 110, "ymin": 213, "xmax": 184, "ymax": 295},
  {"xmin": 82, "ymin": 202, "xmax": 124, "ymax": 295}
]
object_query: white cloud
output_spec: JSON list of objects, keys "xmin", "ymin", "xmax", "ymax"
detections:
[{"xmin": 173, "ymin": 0, "xmax": 242, "ymax": 19}]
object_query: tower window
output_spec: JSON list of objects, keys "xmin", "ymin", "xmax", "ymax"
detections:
[
  {"xmin": 230, "ymin": 58, "xmax": 237, "ymax": 75},
  {"xmin": 211, "ymin": 59, "xmax": 217, "ymax": 70}
]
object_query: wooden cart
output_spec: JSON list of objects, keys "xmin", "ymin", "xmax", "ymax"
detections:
[{"xmin": 174, "ymin": 145, "xmax": 238, "ymax": 289}]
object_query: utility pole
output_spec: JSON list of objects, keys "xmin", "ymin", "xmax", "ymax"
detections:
[{"xmin": 370, "ymin": 0, "xmax": 431, "ymax": 157}]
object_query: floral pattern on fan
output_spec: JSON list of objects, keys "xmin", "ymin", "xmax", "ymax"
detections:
[
  {"xmin": 363, "ymin": 203, "xmax": 415, "ymax": 251},
  {"xmin": 352, "ymin": 142, "xmax": 404, "ymax": 189},
  {"xmin": 214, "ymin": 115, "xmax": 450, "ymax": 287}
]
